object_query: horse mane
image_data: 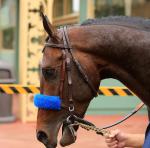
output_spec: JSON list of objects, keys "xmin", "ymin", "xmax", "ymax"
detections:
[{"xmin": 81, "ymin": 16, "xmax": 150, "ymax": 31}]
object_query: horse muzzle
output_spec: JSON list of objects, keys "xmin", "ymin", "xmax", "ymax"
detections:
[
  {"xmin": 36, "ymin": 124, "xmax": 77, "ymax": 147},
  {"xmin": 34, "ymin": 94, "xmax": 78, "ymax": 147}
]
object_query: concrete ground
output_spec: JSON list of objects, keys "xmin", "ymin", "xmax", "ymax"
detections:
[{"xmin": 0, "ymin": 115, "xmax": 148, "ymax": 148}]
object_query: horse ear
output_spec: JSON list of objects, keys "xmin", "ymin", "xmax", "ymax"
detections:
[{"xmin": 40, "ymin": 12, "xmax": 58, "ymax": 42}]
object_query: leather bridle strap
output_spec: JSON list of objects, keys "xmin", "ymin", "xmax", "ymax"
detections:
[
  {"xmin": 62, "ymin": 27, "xmax": 74, "ymax": 112},
  {"xmin": 45, "ymin": 26, "xmax": 99, "ymax": 97},
  {"xmin": 45, "ymin": 43, "xmax": 69, "ymax": 49},
  {"xmin": 59, "ymin": 50, "xmax": 66, "ymax": 100},
  {"xmin": 63, "ymin": 26, "xmax": 99, "ymax": 97}
]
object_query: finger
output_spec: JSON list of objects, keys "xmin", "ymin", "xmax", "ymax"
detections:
[
  {"xmin": 109, "ymin": 145, "xmax": 118, "ymax": 148},
  {"xmin": 105, "ymin": 132, "xmax": 117, "ymax": 139},
  {"xmin": 118, "ymin": 142, "xmax": 126, "ymax": 148},
  {"xmin": 105, "ymin": 137, "xmax": 117, "ymax": 143},
  {"xmin": 106, "ymin": 140, "xmax": 118, "ymax": 147},
  {"xmin": 105, "ymin": 131, "xmax": 116, "ymax": 138},
  {"xmin": 105, "ymin": 132, "xmax": 110, "ymax": 138},
  {"xmin": 105, "ymin": 138, "xmax": 113, "ymax": 143},
  {"xmin": 109, "ymin": 129, "xmax": 120, "ymax": 138}
]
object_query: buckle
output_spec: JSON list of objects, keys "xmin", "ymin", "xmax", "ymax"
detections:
[{"xmin": 69, "ymin": 105, "xmax": 74, "ymax": 112}]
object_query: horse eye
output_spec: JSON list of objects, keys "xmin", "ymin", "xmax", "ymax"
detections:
[{"xmin": 42, "ymin": 68, "xmax": 57, "ymax": 80}]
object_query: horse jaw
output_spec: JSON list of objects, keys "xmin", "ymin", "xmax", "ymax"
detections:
[{"xmin": 60, "ymin": 126, "xmax": 77, "ymax": 146}]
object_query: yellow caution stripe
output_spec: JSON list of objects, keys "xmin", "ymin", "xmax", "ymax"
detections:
[
  {"xmin": 99, "ymin": 87, "xmax": 134, "ymax": 96},
  {"xmin": 0, "ymin": 84, "xmax": 40, "ymax": 94},
  {"xmin": 0, "ymin": 84, "xmax": 134, "ymax": 96}
]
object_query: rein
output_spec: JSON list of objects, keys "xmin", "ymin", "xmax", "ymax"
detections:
[{"xmin": 37, "ymin": 25, "xmax": 144, "ymax": 136}]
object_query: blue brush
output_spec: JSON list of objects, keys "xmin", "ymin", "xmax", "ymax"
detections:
[{"xmin": 34, "ymin": 94, "xmax": 61, "ymax": 110}]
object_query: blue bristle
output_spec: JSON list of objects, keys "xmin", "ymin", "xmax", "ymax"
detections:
[{"xmin": 34, "ymin": 94, "xmax": 61, "ymax": 110}]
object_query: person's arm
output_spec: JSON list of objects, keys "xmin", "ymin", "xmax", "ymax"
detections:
[{"xmin": 105, "ymin": 129, "xmax": 144, "ymax": 148}]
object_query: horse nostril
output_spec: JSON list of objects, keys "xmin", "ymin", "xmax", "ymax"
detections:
[
  {"xmin": 37, "ymin": 131, "xmax": 48, "ymax": 144},
  {"xmin": 37, "ymin": 131, "xmax": 57, "ymax": 148}
]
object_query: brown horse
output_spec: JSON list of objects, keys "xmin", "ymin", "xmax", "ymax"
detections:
[{"xmin": 36, "ymin": 15, "xmax": 150, "ymax": 148}]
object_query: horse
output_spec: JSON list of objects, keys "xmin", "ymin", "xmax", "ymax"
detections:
[{"xmin": 35, "ymin": 14, "xmax": 150, "ymax": 148}]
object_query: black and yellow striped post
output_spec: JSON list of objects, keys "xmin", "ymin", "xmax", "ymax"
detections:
[{"xmin": 0, "ymin": 84, "xmax": 134, "ymax": 96}]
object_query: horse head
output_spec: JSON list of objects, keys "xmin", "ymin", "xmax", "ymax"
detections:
[{"xmin": 35, "ymin": 13, "xmax": 102, "ymax": 148}]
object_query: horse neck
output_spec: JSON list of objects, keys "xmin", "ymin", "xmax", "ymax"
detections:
[{"xmin": 71, "ymin": 25, "xmax": 150, "ymax": 106}]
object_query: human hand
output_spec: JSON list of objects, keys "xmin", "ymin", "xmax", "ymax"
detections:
[{"xmin": 105, "ymin": 129, "xmax": 127, "ymax": 148}]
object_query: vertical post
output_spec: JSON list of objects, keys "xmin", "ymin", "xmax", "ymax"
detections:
[
  {"xmin": 47, "ymin": 0, "xmax": 54, "ymax": 22},
  {"xmin": 87, "ymin": 0, "xmax": 95, "ymax": 18},
  {"xmin": 0, "ymin": 31, "xmax": 2, "ymax": 49},
  {"xmin": 19, "ymin": 0, "xmax": 28, "ymax": 122},
  {"xmin": 19, "ymin": 0, "xmax": 28, "ymax": 85},
  {"xmin": 124, "ymin": 0, "xmax": 132, "ymax": 16},
  {"xmin": 79, "ymin": 0, "xmax": 88, "ymax": 23},
  {"xmin": 80, "ymin": 0, "xmax": 95, "ymax": 23},
  {"xmin": 15, "ymin": 0, "xmax": 19, "ymax": 83},
  {"xmin": 64, "ymin": 0, "xmax": 68, "ymax": 15},
  {"xmin": 0, "ymin": 1, "xmax": 2, "ymax": 49}
]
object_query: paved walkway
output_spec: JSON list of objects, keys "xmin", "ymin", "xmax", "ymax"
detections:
[{"xmin": 0, "ymin": 115, "xmax": 148, "ymax": 148}]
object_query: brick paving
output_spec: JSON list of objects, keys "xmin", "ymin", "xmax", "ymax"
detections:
[{"xmin": 0, "ymin": 115, "xmax": 148, "ymax": 148}]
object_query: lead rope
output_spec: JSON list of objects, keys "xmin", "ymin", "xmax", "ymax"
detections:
[
  {"xmin": 67, "ymin": 102, "xmax": 144, "ymax": 136},
  {"xmin": 72, "ymin": 122, "xmax": 110, "ymax": 136},
  {"xmin": 66, "ymin": 115, "xmax": 110, "ymax": 136}
]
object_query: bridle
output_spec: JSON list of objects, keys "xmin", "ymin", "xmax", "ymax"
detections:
[
  {"xmin": 42, "ymin": 25, "xmax": 103, "ymax": 139},
  {"xmin": 44, "ymin": 26, "xmax": 99, "ymax": 113},
  {"xmin": 43, "ymin": 26, "xmax": 100, "ymax": 140}
]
